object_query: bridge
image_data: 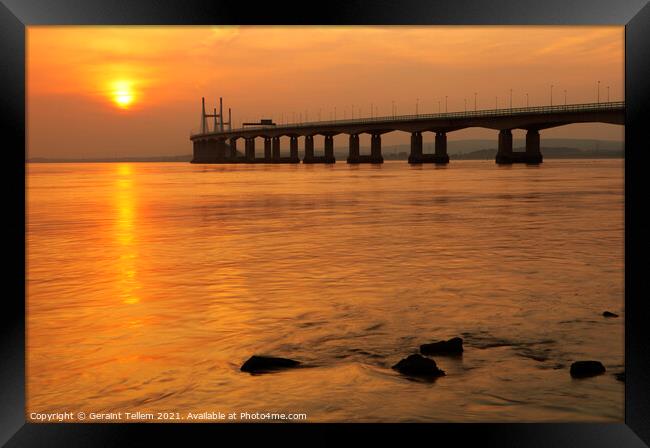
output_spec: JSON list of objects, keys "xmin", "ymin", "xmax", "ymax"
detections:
[{"xmin": 190, "ymin": 100, "xmax": 624, "ymax": 165}]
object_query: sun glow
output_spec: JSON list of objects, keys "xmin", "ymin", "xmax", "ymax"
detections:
[{"xmin": 111, "ymin": 80, "xmax": 135, "ymax": 109}]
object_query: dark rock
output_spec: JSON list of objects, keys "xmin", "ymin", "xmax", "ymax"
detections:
[
  {"xmin": 615, "ymin": 371, "xmax": 625, "ymax": 382},
  {"xmin": 602, "ymin": 311, "xmax": 619, "ymax": 318},
  {"xmin": 240, "ymin": 355, "xmax": 301, "ymax": 373},
  {"xmin": 570, "ymin": 360, "xmax": 606, "ymax": 378},
  {"xmin": 392, "ymin": 354, "xmax": 445, "ymax": 377},
  {"xmin": 420, "ymin": 337, "xmax": 464, "ymax": 355}
]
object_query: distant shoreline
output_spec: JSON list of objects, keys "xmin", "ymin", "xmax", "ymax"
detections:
[{"xmin": 27, "ymin": 152, "xmax": 624, "ymax": 164}]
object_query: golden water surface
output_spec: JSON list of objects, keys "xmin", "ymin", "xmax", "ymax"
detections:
[{"xmin": 26, "ymin": 160, "xmax": 624, "ymax": 422}]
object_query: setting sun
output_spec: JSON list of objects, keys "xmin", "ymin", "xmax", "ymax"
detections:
[{"xmin": 111, "ymin": 80, "xmax": 135, "ymax": 109}]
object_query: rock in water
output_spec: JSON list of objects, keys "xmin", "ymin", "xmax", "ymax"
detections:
[
  {"xmin": 570, "ymin": 360, "xmax": 606, "ymax": 378},
  {"xmin": 240, "ymin": 355, "xmax": 301, "ymax": 373},
  {"xmin": 602, "ymin": 311, "xmax": 619, "ymax": 318},
  {"xmin": 420, "ymin": 337, "xmax": 464, "ymax": 355},
  {"xmin": 392, "ymin": 354, "xmax": 445, "ymax": 377}
]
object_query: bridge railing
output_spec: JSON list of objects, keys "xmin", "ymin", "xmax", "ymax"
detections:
[{"xmin": 190, "ymin": 101, "xmax": 624, "ymax": 137}]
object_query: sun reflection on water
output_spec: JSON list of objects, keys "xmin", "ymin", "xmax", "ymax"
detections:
[{"xmin": 114, "ymin": 164, "xmax": 140, "ymax": 305}]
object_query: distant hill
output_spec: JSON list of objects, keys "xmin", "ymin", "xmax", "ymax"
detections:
[
  {"xmin": 452, "ymin": 147, "xmax": 623, "ymax": 160},
  {"xmin": 447, "ymin": 138, "xmax": 622, "ymax": 154}
]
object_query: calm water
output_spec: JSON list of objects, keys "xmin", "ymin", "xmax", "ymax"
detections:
[{"xmin": 27, "ymin": 160, "xmax": 624, "ymax": 422}]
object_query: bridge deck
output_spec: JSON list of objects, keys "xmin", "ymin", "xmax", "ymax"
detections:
[{"xmin": 190, "ymin": 101, "xmax": 624, "ymax": 139}]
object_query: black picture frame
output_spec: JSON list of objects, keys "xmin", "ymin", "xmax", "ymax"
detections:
[{"xmin": 2, "ymin": 0, "xmax": 649, "ymax": 445}]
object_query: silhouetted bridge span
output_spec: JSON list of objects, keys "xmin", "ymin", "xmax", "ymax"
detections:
[{"xmin": 190, "ymin": 101, "xmax": 624, "ymax": 165}]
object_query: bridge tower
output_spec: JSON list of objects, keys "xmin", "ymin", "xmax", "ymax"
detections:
[{"xmin": 191, "ymin": 97, "xmax": 237, "ymax": 163}]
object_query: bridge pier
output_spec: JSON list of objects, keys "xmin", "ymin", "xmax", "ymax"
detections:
[
  {"xmin": 290, "ymin": 136, "xmax": 300, "ymax": 162},
  {"xmin": 229, "ymin": 138, "xmax": 238, "ymax": 159},
  {"xmin": 496, "ymin": 129, "xmax": 514, "ymax": 164},
  {"xmin": 245, "ymin": 137, "xmax": 255, "ymax": 161},
  {"xmin": 347, "ymin": 134, "xmax": 360, "ymax": 163},
  {"xmin": 408, "ymin": 131, "xmax": 448, "ymax": 164},
  {"xmin": 190, "ymin": 139, "xmax": 202, "ymax": 163},
  {"xmin": 205, "ymin": 139, "xmax": 218, "ymax": 162},
  {"xmin": 202, "ymin": 139, "xmax": 214, "ymax": 162},
  {"xmin": 348, "ymin": 133, "xmax": 382, "ymax": 163},
  {"xmin": 304, "ymin": 135, "xmax": 335, "ymax": 163},
  {"xmin": 303, "ymin": 135, "xmax": 315, "ymax": 163},
  {"xmin": 324, "ymin": 135, "xmax": 336, "ymax": 163},
  {"xmin": 192, "ymin": 138, "xmax": 235, "ymax": 164},
  {"xmin": 270, "ymin": 136, "xmax": 299, "ymax": 163},
  {"xmin": 369, "ymin": 133, "xmax": 384, "ymax": 163},
  {"xmin": 408, "ymin": 132, "xmax": 423, "ymax": 163},
  {"xmin": 272, "ymin": 137, "xmax": 281, "ymax": 162},
  {"xmin": 434, "ymin": 132, "xmax": 450, "ymax": 163},
  {"xmin": 496, "ymin": 129, "xmax": 543, "ymax": 164},
  {"xmin": 215, "ymin": 139, "xmax": 227, "ymax": 160},
  {"xmin": 525, "ymin": 129, "xmax": 543, "ymax": 164},
  {"xmin": 264, "ymin": 138, "xmax": 272, "ymax": 162}
]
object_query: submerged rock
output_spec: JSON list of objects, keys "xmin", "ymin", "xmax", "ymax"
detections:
[
  {"xmin": 240, "ymin": 355, "xmax": 301, "ymax": 373},
  {"xmin": 602, "ymin": 311, "xmax": 619, "ymax": 318},
  {"xmin": 420, "ymin": 337, "xmax": 463, "ymax": 355},
  {"xmin": 392, "ymin": 354, "xmax": 445, "ymax": 377},
  {"xmin": 570, "ymin": 360, "xmax": 606, "ymax": 378}
]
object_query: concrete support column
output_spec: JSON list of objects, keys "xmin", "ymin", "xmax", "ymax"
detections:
[
  {"xmin": 245, "ymin": 138, "xmax": 255, "ymax": 161},
  {"xmin": 525, "ymin": 130, "xmax": 539, "ymax": 154},
  {"xmin": 203, "ymin": 139, "xmax": 216, "ymax": 163},
  {"xmin": 370, "ymin": 134, "xmax": 380, "ymax": 157},
  {"xmin": 264, "ymin": 137, "xmax": 272, "ymax": 161},
  {"xmin": 216, "ymin": 139, "xmax": 226, "ymax": 160},
  {"xmin": 303, "ymin": 135, "xmax": 314, "ymax": 162},
  {"xmin": 272, "ymin": 137, "xmax": 281, "ymax": 161},
  {"xmin": 347, "ymin": 134, "xmax": 360, "ymax": 163},
  {"xmin": 525, "ymin": 129, "xmax": 543, "ymax": 164},
  {"xmin": 498, "ymin": 129, "xmax": 513, "ymax": 154},
  {"xmin": 370, "ymin": 134, "xmax": 384, "ymax": 163},
  {"xmin": 435, "ymin": 132, "xmax": 447, "ymax": 157},
  {"xmin": 290, "ymin": 136, "xmax": 299, "ymax": 161},
  {"xmin": 496, "ymin": 129, "xmax": 514, "ymax": 164},
  {"xmin": 229, "ymin": 138, "xmax": 238, "ymax": 158},
  {"xmin": 191, "ymin": 140, "xmax": 201, "ymax": 163},
  {"xmin": 324, "ymin": 135, "xmax": 335, "ymax": 163},
  {"xmin": 433, "ymin": 131, "xmax": 450, "ymax": 164},
  {"xmin": 408, "ymin": 132, "xmax": 423, "ymax": 163}
]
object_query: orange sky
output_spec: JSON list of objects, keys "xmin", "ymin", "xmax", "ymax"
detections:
[{"xmin": 27, "ymin": 26, "xmax": 624, "ymax": 158}]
